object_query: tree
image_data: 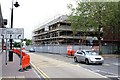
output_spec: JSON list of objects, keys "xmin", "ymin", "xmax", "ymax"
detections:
[
  {"xmin": 68, "ymin": 0, "xmax": 119, "ymax": 54},
  {"xmin": 24, "ymin": 38, "xmax": 32, "ymax": 46},
  {"xmin": 13, "ymin": 42, "xmax": 21, "ymax": 47}
]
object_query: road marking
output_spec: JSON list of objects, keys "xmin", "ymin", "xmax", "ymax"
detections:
[
  {"xmin": 76, "ymin": 64, "xmax": 80, "ymax": 67},
  {"xmin": 105, "ymin": 75, "xmax": 119, "ymax": 77},
  {"xmin": 83, "ymin": 68, "xmax": 107, "ymax": 78},
  {"xmin": 113, "ymin": 63, "xmax": 120, "ymax": 66},
  {"xmin": 103, "ymin": 63, "xmax": 110, "ymax": 66},
  {"xmin": 94, "ymin": 69, "xmax": 119, "ymax": 78},
  {"xmin": 31, "ymin": 62, "xmax": 50, "ymax": 80},
  {"xmin": 118, "ymin": 77, "xmax": 120, "ymax": 80},
  {"xmin": 32, "ymin": 67, "xmax": 41, "ymax": 78},
  {"xmin": 15, "ymin": 76, "xmax": 25, "ymax": 78}
]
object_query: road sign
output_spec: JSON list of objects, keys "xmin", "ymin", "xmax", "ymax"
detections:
[
  {"xmin": 6, "ymin": 28, "xmax": 24, "ymax": 39},
  {"xmin": 0, "ymin": 28, "xmax": 6, "ymax": 39},
  {"xmin": 0, "ymin": 28, "xmax": 24, "ymax": 39}
]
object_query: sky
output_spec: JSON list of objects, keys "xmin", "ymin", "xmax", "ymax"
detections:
[{"xmin": 0, "ymin": 0, "xmax": 75, "ymax": 39}]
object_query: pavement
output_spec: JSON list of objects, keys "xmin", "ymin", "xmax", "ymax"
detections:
[{"xmin": 0, "ymin": 51, "xmax": 42, "ymax": 80}]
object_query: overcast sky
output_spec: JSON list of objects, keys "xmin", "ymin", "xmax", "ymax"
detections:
[{"xmin": 0, "ymin": 0, "xmax": 75, "ymax": 39}]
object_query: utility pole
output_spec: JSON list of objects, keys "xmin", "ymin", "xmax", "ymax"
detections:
[{"xmin": 9, "ymin": 0, "xmax": 20, "ymax": 61}]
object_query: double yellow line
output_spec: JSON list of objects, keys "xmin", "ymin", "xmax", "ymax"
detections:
[{"xmin": 31, "ymin": 63, "xmax": 50, "ymax": 80}]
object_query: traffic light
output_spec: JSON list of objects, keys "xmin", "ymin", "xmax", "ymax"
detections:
[{"xmin": 3, "ymin": 19, "xmax": 7, "ymax": 25}]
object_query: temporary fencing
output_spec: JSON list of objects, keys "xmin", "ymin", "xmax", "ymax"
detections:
[{"xmin": 13, "ymin": 49, "xmax": 30, "ymax": 69}]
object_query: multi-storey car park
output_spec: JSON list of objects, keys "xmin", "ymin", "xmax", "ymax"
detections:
[
  {"xmin": 32, "ymin": 15, "xmax": 120, "ymax": 54},
  {"xmin": 32, "ymin": 15, "xmax": 98, "ymax": 46}
]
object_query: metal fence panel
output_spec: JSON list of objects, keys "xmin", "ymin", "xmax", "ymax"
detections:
[{"xmin": 26, "ymin": 45, "xmax": 92, "ymax": 55}]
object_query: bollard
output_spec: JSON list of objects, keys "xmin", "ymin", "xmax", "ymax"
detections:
[{"xmin": 9, "ymin": 50, "xmax": 13, "ymax": 61}]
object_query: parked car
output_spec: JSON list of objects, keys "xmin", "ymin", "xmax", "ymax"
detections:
[
  {"xmin": 74, "ymin": 50, "xmax": 104, "ymax": 65},
  {"xmin": 29, "ymin": 48, "xmax": 35, "ymax": 52}
]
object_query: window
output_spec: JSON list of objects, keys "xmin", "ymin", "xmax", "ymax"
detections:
[{"xmin": 77, "ymin": 52, "xmax": 82, "ymax": 55}]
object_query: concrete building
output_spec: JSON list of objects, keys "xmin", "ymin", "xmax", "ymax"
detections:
[
  {"xmin": 32, "ymin": 15, "xmax": 97, "ymax": 46},
  {"xmin": 0, "ymin": 5, "xmax": 3, "ymax": 50},
  {"xmin": 32, "ymin": 15, "xmax": 120, "ymax": 54},
  {"xmin": 0, "ymin": 5, "xmax": 3, "ymax": 28},
  {"xmin": 102, "ymin": 23, "xmax": 120, "ymax": 53},
  {"xmin": 0, "ymin": 5, "xmax": 7, "ymax": 51}
]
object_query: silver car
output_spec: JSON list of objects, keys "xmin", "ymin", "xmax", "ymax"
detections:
[
  {"xmin": 74, "ymin": 50, "xmax": 104, "ymax": 65},
  {"xmin": 29, "ymin": 47, "xmax": 35, "ymax": 52}
]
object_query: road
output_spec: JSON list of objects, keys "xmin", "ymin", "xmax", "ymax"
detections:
[
  {"xmin": 80, "ymin": 58, "xmax": 120, "ymax": 78},
  {"xmin": 28, "ymin": 52, "xmax": 120, "ymax": 80}
]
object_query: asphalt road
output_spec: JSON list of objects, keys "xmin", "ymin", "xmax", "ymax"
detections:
[
  {"xmin": 29, "ymin": 52, "xmax": 108, "ymax": 79},
  {"xmin": 79, "ymin": 58, "xmax": 120, "ymax": 79},
  {"xmin": 30, "ymin": 52, "xmax": 120, "ymax": 80}
]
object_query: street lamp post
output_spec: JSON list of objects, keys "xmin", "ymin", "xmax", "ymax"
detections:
[{"xmin": 9, "ymin": 0, "xmax": 20, "ymax": 61}]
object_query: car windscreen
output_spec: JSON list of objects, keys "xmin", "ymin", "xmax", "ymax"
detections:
[
  {"xmin": 85, "ymin": 51, "xmax": 98, "ymax": 55},
  {"xmin": 30, "ymin": 48, "xmax": 34, "ymax": 50}
]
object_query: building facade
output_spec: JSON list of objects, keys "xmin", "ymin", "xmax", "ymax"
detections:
[
  {"xmin": 0, "ymin": 5, "xmax": 3, "ymax": 50},
  {"xmin": 32, "ymin": 15, "xmax": 97, "ymax": 46},
  {"xmin": 103, "ymin": 24, "xmax": 120, "ymax": 53},
  {"xmin": 0, "ymin": 5, "xmax": 3, "ymax": 28},
  {"xmin": 32, "ymin": 15, "xmax": 120, "ymax": 54},
  {"xmin": 0, "ymin": 5, "xmax": 7, "ymax": 51}
]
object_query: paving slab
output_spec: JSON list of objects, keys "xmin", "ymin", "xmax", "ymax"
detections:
[{"xmin": 0, "ymin": 51, "xmax": 41, "ymax": 79}]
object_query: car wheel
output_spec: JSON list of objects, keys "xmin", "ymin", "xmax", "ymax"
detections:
[
  {"xmin": 74, "ymin": 57, "xmax": 78, "ymax": 62},
  {"xmin": 85, "ymin": 59, "xmax": 89, "ymax": 65},
  {"xmin": 99, "ymin": 63, "xmax": 103, "ymax": 65}
]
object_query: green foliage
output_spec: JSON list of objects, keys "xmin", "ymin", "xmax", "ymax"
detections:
[
  {"xmin": 13, "ymin": 42, "xmax": 21, "ymax": 48},
  {"xmin": 24, "ymin": 38, "xmax": 32, "ymax": 46},
  {"xmin": 68, "ymin": 0, "xmax": 120, "ymax": 54},
  {"xmin": 68, "ymin": 1, "xmax": 119, "ymax": 34}
]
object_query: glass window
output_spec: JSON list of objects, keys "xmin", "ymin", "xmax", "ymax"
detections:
[
  {"xmin": 77, "ymin": 52, "xmax": 82, "ymax": 55},
  {"xmin": 85, "ymin": 51, "xmax": 97, "ymax": 55}
]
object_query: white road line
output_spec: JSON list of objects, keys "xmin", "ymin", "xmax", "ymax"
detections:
[
  {"xmin": 105, "ymin": 75, "xmax": 119, "ymax": 78},
  {"xmin": 67, "ymin": 63, "xmax": 108, "ymax": 78},
  {"xmin": 94, "ymin": 69, "xmax": 119, "ymax": 77},
  {"xmin": 118, "ymin": 77, "xmax": 120, "ymax": 80},
  {"xmin": 112, "ymin": 63, "xmax": 120, "ymax": 66},
  {"xmin": 32, "ymin": 67, "xmax": 41, "ymax": 78},
  {"xmin": 103, "ymin": 63, "xmax": 110, "ymax": 66},
  {"xmin": 83, "ymin": 68, "xmax": 108, "ymax": 78}
]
